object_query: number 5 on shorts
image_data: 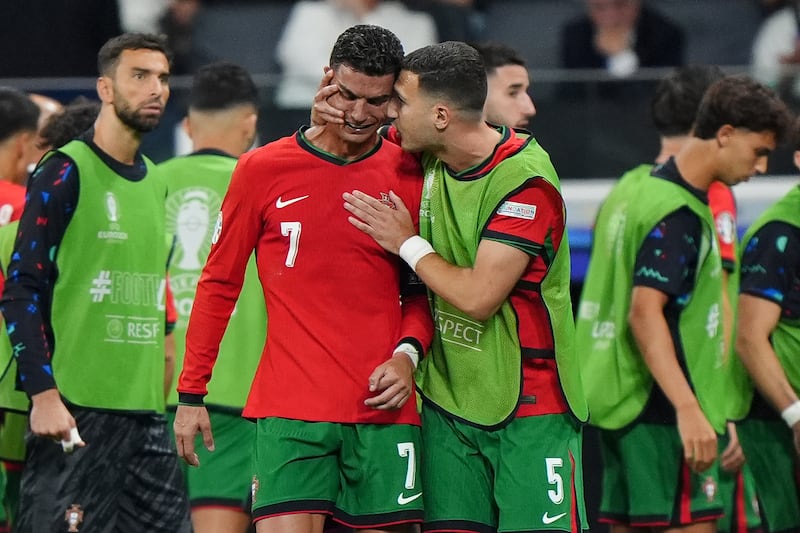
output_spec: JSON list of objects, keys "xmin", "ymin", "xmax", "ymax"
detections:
[{"xmin": 546, "ymin": 457, "xmax": 564, "ymax": 504}]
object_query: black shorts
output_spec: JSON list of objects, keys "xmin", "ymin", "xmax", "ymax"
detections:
[{"xmin": 15, "ymin": 408, "xmax": 191, "ymax": 533}]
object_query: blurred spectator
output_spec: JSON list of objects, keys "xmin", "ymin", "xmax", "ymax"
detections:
[
  {"xmin": 0, "ymin": 0, "xmax": 121, "ymax": 77},
  {"xmin": 118, "ymin": 0, "xmax": 168, "ymax": 33},
  {"xmin": 752, "ymin": 0, "xmax": 800, "ymax": 103},
  {"xmin": 275, "ymin": 0, "xmax": 437, "ymax": 108},
  {"xmin": 404, "ymin": 0, "xmax": 485, "ymax": 41},
  {"xmin": 755, "ymin": 0, "xmax": 790, "ymax": 17},
  {"xmin": 560, "ymin": 0, "xmax": 685, "ymax": 78},
  {"xmin": 159, "ymin": 0, "xmax": 202, "ymax": 75}
]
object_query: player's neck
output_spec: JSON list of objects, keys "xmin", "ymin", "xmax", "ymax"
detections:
[
  {"xmin": 304, "ymin": 125, "xmax": 379, "ymax": 161},
  {"xmin": 673, "ymin": 138, "xmax": 718, "ymax": 192},
  {"xmin": 437, "ymin": 122, "xmax": 502, "ymax": 173},
  {"xmin": 92, "ymin": 108, "xmax": 142, "ymax": 165},
  {"xmin": 654, "ymin": 135, "xmax": 689, "ymax": 164}
]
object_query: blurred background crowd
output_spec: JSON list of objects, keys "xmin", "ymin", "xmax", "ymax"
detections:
[{"xmin": 3, "ymin": 0, "xmax": 800, "ymax": 180}]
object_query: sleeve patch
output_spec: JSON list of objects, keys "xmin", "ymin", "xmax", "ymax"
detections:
[{"xmin": 496, "ymin": 201, "xmax": 536, "ymax": 220}]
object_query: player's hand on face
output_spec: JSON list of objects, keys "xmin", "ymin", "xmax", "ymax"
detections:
[
  {"xmin": 174, "ymin": 404, "xmax": 214, "ymax": 467},
  {"xmin": 364, "ymin": 352, "xmax": 416, "ymax": 410},
  {"xmin": 310, "ymin": 67, "xmax": 344, "ymax": 126},
  {"xmin": 676, "ymin": 404, "xmax": 718, "ymax": 473},
  {"xmin": 29, "ymin": 389, "xmax": 84, "ymax": 447},
  {"xmin": 720, "ymin": 422, "xmax": 745, "ymax": 473},
  {"xmin": 343, "ymin": 190, "xmax": 416, "ymax": 254}
]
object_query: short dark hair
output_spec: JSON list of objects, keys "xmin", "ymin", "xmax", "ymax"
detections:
[
  {"xmin": 97, "ymin": 33, "xmax": 171, "ymax": 77},
  {"xmin": 693, "ymin": 75, "xmax": 791, "ymax": 142},
  {"xmin": 329, "ymin": 25, "xmax": 404, "ymax": 77},
  {"xmin": 189, "ymin": 62, "xmax": 258, "ymax": 111},
  {"xmin": 0, "ymin": 87, "xmax": 40, "ymax": 143},
  {"xmin": 651, "ymin": 65, "xmax": 724, "ymax": 137},
  {"xmin": 470, "ymin": 41, "xmax": 527, "ymax": 75},
  {"xmin": 38, "ymin": 97, "xmax": 101, "ymax": 149},
  {"xmin": 402, "ymin": 41, "xmax": 486, "ymax": 116}
]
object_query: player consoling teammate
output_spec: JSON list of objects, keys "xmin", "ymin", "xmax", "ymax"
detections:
[
  {"xmin": 576, "ymin": 74, "xmax": 790, "ymax": 533},
  {"xmin": 175, "ymin": 24, "xmax": 433, "ymax": 533},
  {"xmin": 1, "ymin": 20, "xmax": 800, "ymax": 533}
]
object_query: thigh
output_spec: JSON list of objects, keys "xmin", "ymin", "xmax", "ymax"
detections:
[
  {"xmin": 716, "ymin": 433, "xmax": 762, "ymax": 533},
  {"xmin": 737, "ymin": 418, "xmax": 800, "ymax": 532},
  {"xmin": 185, "ymin": 410, "xmax": 254, "ymax": 511},
  {"xmin": 251, "ymin": 417, "xmax": 339, "ymax": 522},
  {"xmin": 15, "ymin": 409, "xmax": 131, "ymax": 533},
  {"xmin": 494, "ymin": 414, "xmax": 586, "ymax": 533},
  {"xmin": 600, "ymin": 423, "xmax": 723, "ymax": 528},
  {"xmin": 420, "ymin": 404, "xmax": 495, "ymax": 533},
  {"xmin": 335, "ymin": 423, "xmax": 423, "ymax": 528},
  {"xmin": 0, "ymin": 411, "xmax": 27, "ymax": 463},
  {"xmin": 118, "ymin": 415, "xmax": 192, "ymax": 533}
]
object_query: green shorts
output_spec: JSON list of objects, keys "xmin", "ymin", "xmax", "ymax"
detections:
[
  {"xmin": 737, "ymin": 417, "xmax": 800, "ymax": 532},
  {"xmin": 251, "ymin": 417, "xmax": 422, "ymax": 528},
  {"xmin": 599, "ymin": 422, "xmax": 723, "ymax": 527},
  {"xmin": 421, "ymin": 404, "xmax": 586, "ymax": 533},
  {"xmin": 0, "ymin": 411, "xmax": 27, "ymax": 463},
  {"xmin": 167, "ymin": 409, "xmax": 254, "ymax": 511},
  {"xmin": 716, "ymin": 432, "xmax": 761, "ymax": 533}
]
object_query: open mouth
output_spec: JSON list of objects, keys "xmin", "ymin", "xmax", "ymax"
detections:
[{"xmin": 344, "ymin": 121, "xmax": 375, "ymax": 133}]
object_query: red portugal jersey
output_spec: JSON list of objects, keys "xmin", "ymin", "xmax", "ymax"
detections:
[
  {"xmin": 708, "ymin": 181, "xmax": 737, "ymax": 272},
  {"xmin": 179, "ymin": 130, "xmax": 432, "ymax": 424},
  {"xmin": 0, "ymin": 181, "xmax": 25, "ymax": 226}
]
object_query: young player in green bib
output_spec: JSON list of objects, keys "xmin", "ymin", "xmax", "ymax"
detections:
[
  {"xmin": 736, "ymin": 117, "xmax": 800, "ymax": 532},
  {"xmin": 575, "ymin": 75, "xmax": 789, "ymax": 532},
  {"xmin": 341, "ymin": 42, "xmax": 588, "ymax": 533}
]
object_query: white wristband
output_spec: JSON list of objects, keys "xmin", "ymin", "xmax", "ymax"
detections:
[
  {"xmin": 398, "ymin": 236, "xmax": 434, "ymax": 272},
  {"xmin": 394, "ymin": 342, "xmax": 419, "ymax": 369},
  {"xmin": 781, "ymin": 400, "xmax": 800, "ymax": 428}
]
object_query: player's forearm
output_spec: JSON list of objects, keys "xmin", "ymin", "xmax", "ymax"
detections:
[
  {"xmin": 415, "ymin": 254, "xmax": 503, "ymax": 321},
  {"xmin": 0, "ymin": 297, "xmax": 56, "ymax": 396},
  {"xmin": 398, "ymin": 293, "xmax": 433, "ymax": 354},
  {"xmin": 629, "ymin": 306, "xmax": 699, "ymax": 412},
  {"xmin": 736, "ymin": 328, "xmax": 799, "ymax": 412},
  {"xmin": 164, "ymin": 333, "xmax": 176, "ymax": 400},
  {"xmin": 177, "ymin": 279, "xmax": 239, "ymax": 401}
]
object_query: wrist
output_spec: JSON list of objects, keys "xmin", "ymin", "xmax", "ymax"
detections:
[
  {"xmin": 398, "ymin": 236, "xmax": 434, "ymax": 272},
  {"xmin": 177, "ymin": 392, "xmax": 205, "ymax": 406},
  {"xmin": 781, "ymin": 400, "xmax": 800, "ymax": 428},
  {"xmin": 394, "ymin": 342, "xmax": 419, "ymax": 369}
]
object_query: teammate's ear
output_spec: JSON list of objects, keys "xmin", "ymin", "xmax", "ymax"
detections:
[
  {"xmin": 715, "ymin": 124, "xmax": 735, "ymax": 148},
  {"xmin": 96, "ymin": 76, "xmax": 112, "ymax": 103},
  {"xmin": 433, "ymin": 104, "xmax": 449, "ymax": 131}
]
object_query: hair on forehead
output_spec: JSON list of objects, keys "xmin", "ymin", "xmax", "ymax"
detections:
[
  {"xmin": 402, "ymin": 41, "xmax": 487, "ymax": 115},
  {"xmin": 97, "ymin": 33, "xmax": 171, "ymax": 77},
  {"xmin": 329, "ymin": 25, "xmax": 404, "ymax": 77},
  {"xmin": 470, "ymin": 41, "xmax": 527, "ymax": 74},
  {"xmin": 693, "ymin": 74, "xmax": 791, "ymax": 142}
]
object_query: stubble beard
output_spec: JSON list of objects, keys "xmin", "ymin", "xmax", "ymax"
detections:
[{"xmin": 114, "ymin": 97, "xmax": 162, "ymax": 133}]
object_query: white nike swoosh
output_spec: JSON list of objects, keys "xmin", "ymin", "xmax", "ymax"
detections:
[
  {"xmin": 275, "ymin": 195, "xmax": 309, "ymax": 208},
  {"xmin": 396, "ymin": 492, "xmax": 422, "ymax": 505},
  {"xmin": 542, "ymin": 512, "xmax": 567, "ymax": 525}
]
